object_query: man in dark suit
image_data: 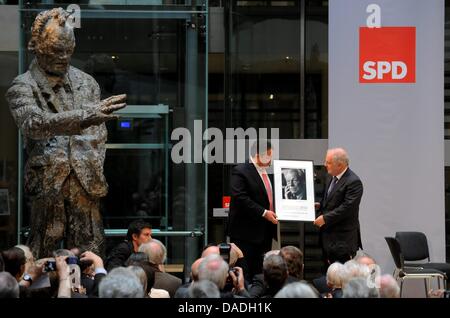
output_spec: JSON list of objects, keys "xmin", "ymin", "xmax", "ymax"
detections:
[
  {"xmin": 105, "ymin": 220, "xmax": 152, "ymax": 271},
  {"xmin": 314, "ymin": 148, "xmax": 363, "ymax": 260},
  {"xmin": 227, "ymin": 140, "xmax": 278, "ymax": 281}
]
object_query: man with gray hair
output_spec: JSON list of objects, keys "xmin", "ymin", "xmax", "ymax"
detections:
[
  {"xmin": 275, "ymin": 282, "xmax": 318, "ymax": 298},
  {"xmin": 138, "ymin": 239, "xmax": 166, "ymax": 269},
  {"xmin": 139, "ymin": 239, "xmax": 181, "ymax": 297},
  {"xmin": 377, "ymin": 274, "xmax": 400, "ymax": 298},
  {"xmin": 99, "ymin": 267, "xmax": 144, "ymax": 298},
  {"xmin": 188, "ymin": 280, "xmax": 221, "ymax": 298},
  {"xmin": 314, "ymin": 148, "xmax": 364, "ymax": 261},
  {"xmin": 5, "ymin": 8, "xmax": 126, "ymax": 258},
  {"xmin": 343, "ymin": 277, "xmax": 379, "ymax": 298},
  {"xmin": 198, "ymin": 254, "xmax": 230, "ymax": 290},
  {"xmin": 0, "ymin": 272, "xmax": 20, "ymax": 298},
  {"xmin": 198, "ymin": 254, "xmax": 249, "ymax": 297}
]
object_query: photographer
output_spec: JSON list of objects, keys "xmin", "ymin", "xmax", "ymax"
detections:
[
  {"xmin": 202, "ymin": 242, "xmax": 250, "ymax": 284},
  {"xmin": 197, "ymin": 254, "xmax": 249, "ymax": 298}
]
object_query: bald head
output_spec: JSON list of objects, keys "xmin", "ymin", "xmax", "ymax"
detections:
[
  {"xmin": 198, "ymin": 254, "xmax": 229, "ymax": 290},
  {"xmin": 191, "ymin": 258, "xmax": 204, "ymax": 282},
  {"xmin": 201, "ymin": 246, "xmax": 220, "ymax": 258}
]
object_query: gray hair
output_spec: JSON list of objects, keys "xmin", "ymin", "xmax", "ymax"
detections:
[
  {"xmin": 275, "ymin": 282, "xmax": 318, "ymax": 298},
  {"xmin": 198, "ymin": 254, "xmax": 229, "ymax": 290},
  {"xmin": 0, "ymin": 272, "xmax": 20, "ymax": 298},
  {"xmin": 377, "ymin": 274, "xmax": 400, "ymax": 298},
  {"xmin": 326, "ymin": 262, "xmax": 344, "ymax": 289},
  {"xmin": 53, "ymin": 249, "xmax": 74, "ymax": 258},
  {"xmin": 328, "ymin": 148, "xmax": 349, "ymax": 166},
  {"xmin": 127, "ymin": 265, "xmax": 148, "ymax": 296},
  {"xmin": 341, "ymin": 260, "xmax": 370, "ymax": 287},
  {"xmin": 354, "ymin": 250, "xmax": 376, "ymax": 265},
  {"xmin": 343, "ymin": 277, "xmax": 380, "ymax": 298},
  {"xmin": 263, "ymin": 254, "xmax": 288, "ymax": 289},
  {"xmin": 188, "ymin": 280, "xmax": 221, "ymax": 298},
  {"xmin": 138, "ymin": 239, "xmax": 167, "ymax": 265},
  {"xmin": 99, "ymin": 267, "xmax": 144, "ymax": 298}
]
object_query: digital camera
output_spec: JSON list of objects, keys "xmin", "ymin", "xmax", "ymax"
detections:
[{"xmin": 218, "ymin": 243, "xmax": 231, "ymax": 265}]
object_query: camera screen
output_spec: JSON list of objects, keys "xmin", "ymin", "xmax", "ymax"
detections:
[{"xmin": 44, "ymin": 260, "xmax": 56, "ymax": 272}]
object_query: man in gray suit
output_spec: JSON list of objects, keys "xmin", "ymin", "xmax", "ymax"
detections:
[{"xmin": 6, "ymin": 8, "xmax": 126, "ymax": 258}]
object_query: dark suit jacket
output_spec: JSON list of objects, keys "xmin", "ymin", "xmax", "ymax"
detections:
[
  {"xmin": 227, "ymin": 162, "xmax": 277, "ymax": 245},
  {"xmin": 105, "ymin": 241, "xmax": 134, "ymax": 272},
  {"xmin": 153, "ymin": 271, "xmax": 182, "ymax": 298},
  {"xmin": 319, "ymin": 168, "xmax": 363, "ymax": 254}
]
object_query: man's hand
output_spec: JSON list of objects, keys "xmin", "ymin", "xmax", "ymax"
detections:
[
  {"xmin": 80, "ymin": 251, "xmax": 104, "ymax": 270},
  {"xmin": 229, "ymin": 266, "xmax": 245, "ymax": 292},
  {"xmin": 284, "ymin": 186, "xmax": 293, "ymax": 199},
  {"xmin": 264, "ymin": 210, "xmax": 278, "ymax": 224},
  {"xmin": 313, "ymin": 215, "xmax": 325, "ymax": 228}
]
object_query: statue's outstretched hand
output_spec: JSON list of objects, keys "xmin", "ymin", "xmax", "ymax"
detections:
[
  {"xmin": 81, "ymin": 94, "xmax": 127, "ymax": 128},
  {"xmin": 99, "ymin": 94, "xmax": 127, "ymax": 114}
]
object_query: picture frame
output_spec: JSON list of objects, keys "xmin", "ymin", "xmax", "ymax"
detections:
[{"xmin": 273, "ymin": 160, "xmax": 315, "ymax": 221}]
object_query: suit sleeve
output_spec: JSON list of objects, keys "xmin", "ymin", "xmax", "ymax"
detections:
[
  {"xmin": 5, "ymin": 81, "xmax": 98, "ymax": 140},
  {"xmin": 322, "ymin": 178, "xmax": 363, "ymax": 227},
  {"xmin": 231, "ymin": 167, "xmax": 266, "ymax": 221}
]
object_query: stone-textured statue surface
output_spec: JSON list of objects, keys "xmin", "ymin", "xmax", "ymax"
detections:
[{"xmin": 5, "ymin": 8, "xmax": 126, "ymax": 258}]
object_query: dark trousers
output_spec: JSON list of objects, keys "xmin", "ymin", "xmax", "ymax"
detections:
[{"xmin": 231, "ymin": 238, "xmax": 271, "ymax": 282}]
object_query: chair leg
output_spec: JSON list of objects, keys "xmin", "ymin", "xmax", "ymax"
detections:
[
  {"xmin": 400, "ymin": 280, "xmax": 403, "ymax": 298},
  {"xmin": 424, "ymin": 279, "xmax": 429, "ymax": 298},
  {"xmin": 438, "ymin": 277, "xmax": 441, "ymax": 290}
]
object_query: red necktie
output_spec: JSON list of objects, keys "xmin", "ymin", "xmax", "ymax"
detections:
[{"xmin": 262, "ymin": 172, "xmax": 274, "ymax": 212}]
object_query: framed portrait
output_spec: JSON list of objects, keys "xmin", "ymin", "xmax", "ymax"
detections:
[
  {"xmin": 0, "ymin": 188, "xmax": 10, "ymax": 216},
  {"xmin": 273, "ymin": 160, "xmax": 315, "ymax": 221}
]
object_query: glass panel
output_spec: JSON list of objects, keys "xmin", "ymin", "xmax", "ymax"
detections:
[
  {"xmin": 305, "ymin": 0, "xmax": 328, "ymax": 139},
  {"xmin": 18, "ymin": 4, "xmax": 207, "ymax": 276},
  {"xmin": 106, "ymin": 118, "xmax": 165, "ymax": 144},
  {"xmin": 0, "ymin": 52, "xmax": 18, "ymax": 250},
  {"xmin": 102, "ymin": 149, "xmax": 166, "ymax": 229},
  {"xmin": 228, "ymin": 0, "xmax": 301, "ymax": 139}
]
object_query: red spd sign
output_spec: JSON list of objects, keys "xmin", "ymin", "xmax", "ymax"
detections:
[
  {"xmin": 222, "ymin": 196, "xmax": 231, "ymax": 209},
  {"xmin": 359, "ymin": 27, "xmax": 415, "ymax": 83}
]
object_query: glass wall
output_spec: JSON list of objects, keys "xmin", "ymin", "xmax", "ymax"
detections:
[
  {"xmin": 18, "ymin": 1, "xmax": 208, "ymax": 277},
  {"xmin": 207, "ymin": 0, "xmax": 329, "ymax": 278},
  {"xmin": 0, "ymin": 51, "xmax": 18, "ymax": 251}
]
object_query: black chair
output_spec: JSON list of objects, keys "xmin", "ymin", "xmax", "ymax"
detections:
[
  {"xmin": 384, "ymin": 237, "xmax": 446, "ymax": 297},
  {"xmin": 395, "ymin": 231, "xmax": 450, "ymax": 282}
]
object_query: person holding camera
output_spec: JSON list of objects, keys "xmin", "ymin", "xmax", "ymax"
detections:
[{"xmin": 197, "ymin": 254, "xmax": 249, "ymax": 298}]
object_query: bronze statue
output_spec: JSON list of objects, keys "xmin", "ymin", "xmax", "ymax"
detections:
[{"xmin": 5, "ymin": 8, "xmax": 126, "ymax": 258}]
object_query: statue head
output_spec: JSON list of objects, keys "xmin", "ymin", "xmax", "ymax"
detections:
[{"xmin": 28, "ymin": 8, "xmax": 75, "ymax": 76}]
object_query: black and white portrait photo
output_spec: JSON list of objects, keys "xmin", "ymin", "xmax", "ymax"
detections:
[
  {"xmin": 274, "ymin": 160, "xmax": 315, "ymax": 221},
  {"xmin": 282, "ymin": 168, "xmax": 307, "ymax": 200}
]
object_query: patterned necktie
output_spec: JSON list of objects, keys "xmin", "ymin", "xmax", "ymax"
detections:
[
  {"xmin": 327, "ymin": 176, "xmax": 338, "ymax": 195},
  {"xmin": 262, "ymin": 172, "xmax": 274, "ymax": 211}
]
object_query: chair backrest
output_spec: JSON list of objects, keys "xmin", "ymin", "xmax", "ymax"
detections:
[
  {"xmin": 384, "ymin": 237, "xmax": 404, "ymax": 270},
  {"xmin": 395, "ymin": 231, "xmax": 430, "ymax": 262}
]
